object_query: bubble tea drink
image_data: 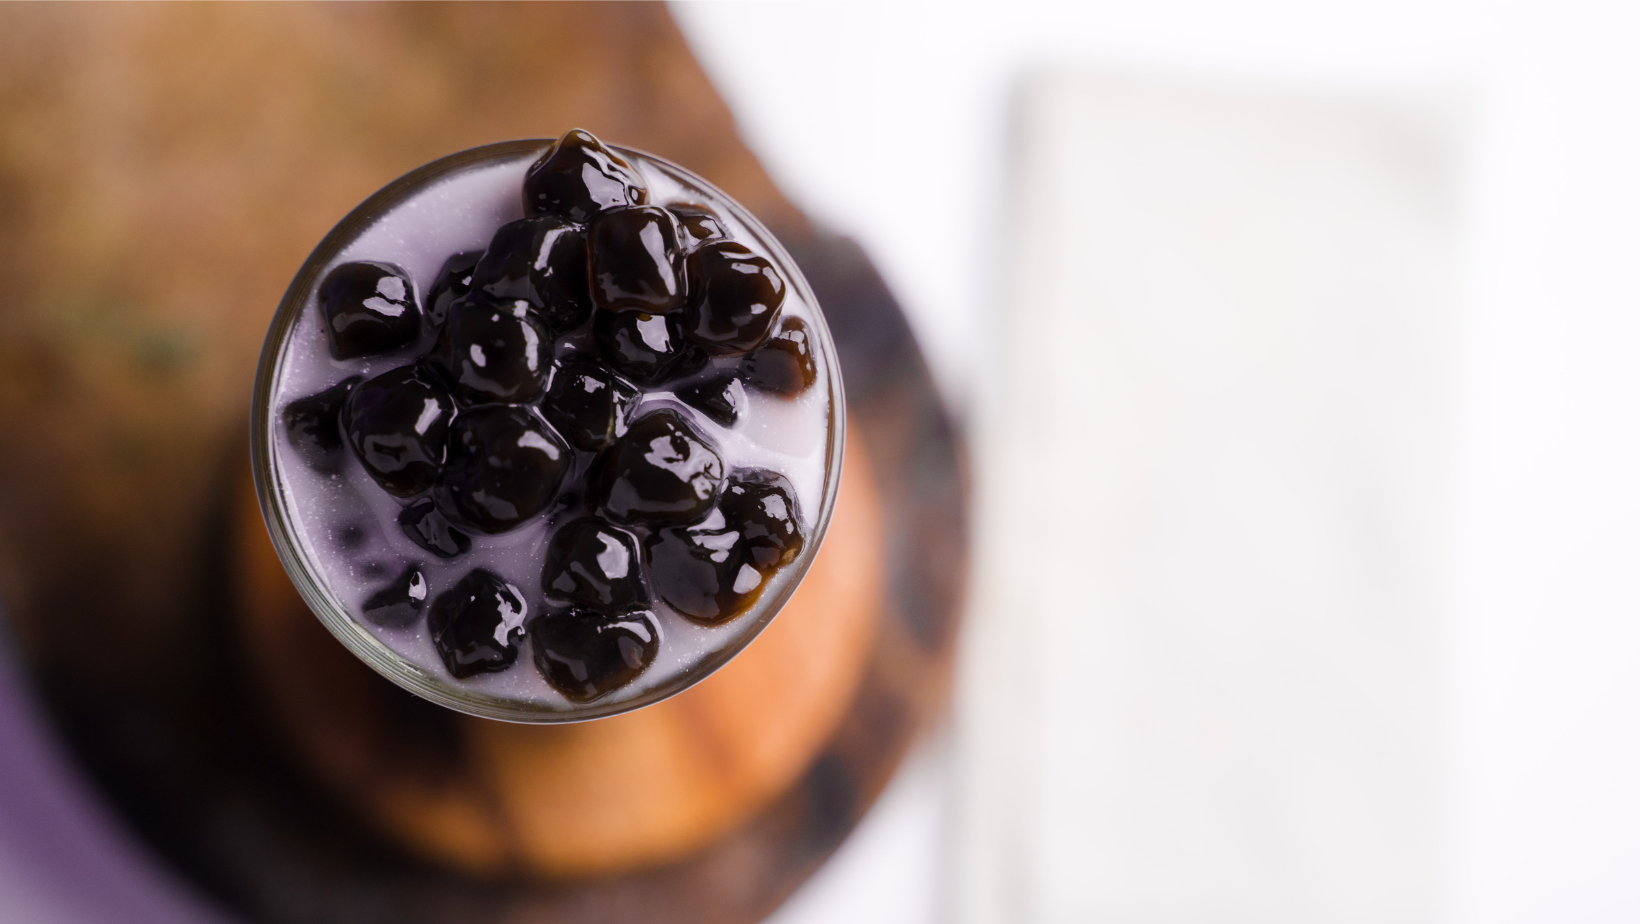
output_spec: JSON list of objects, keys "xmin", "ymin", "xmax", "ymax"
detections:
[{"xmin": 253, "ymin": 132, "xmax": 843, "ymax": 722}]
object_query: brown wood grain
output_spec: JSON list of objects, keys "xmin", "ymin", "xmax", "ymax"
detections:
[
  {"xmin": 0, "ymin": 1, "xmax": 798, "ymax": 682},
  {"xmin": 0, "ymin": 5, "xmax": 967, "ymax": 922}
]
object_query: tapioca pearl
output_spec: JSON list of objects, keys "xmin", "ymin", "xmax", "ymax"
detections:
[
  {"xmin": 362, "ymin": 566, "xmax": 428, "ymax": 628},
  {"xmin": 283, "ymin": 375, "xmax": 360, "ymax": 472},
  {"xmin": 539, "ymin": 359, "xmax": 640, "ymax": 452},
  {"xmin": 428, "ymin": 569, "xmax": 528, "ymax": 678},
  {"xmin": 592, "ymin": 307, "xmax": 689, "ymax": 386},
  {"xmin": 428, "ymin": 297, "xmax": 552, "ymax": 404},
  {"xmin": 683, "ymin": 241, "xmax": 786, "ymax": 355},
  {"xmin": 590, "ymin": 408, "xmax": 724, "ymax": 526},
  {"xmin": 343, "ymin": 364, "xmax": 454, "ymax": 498},
  {"xmin": 529, "ymin": 606, "xmax": 659, "ymax": 703},
  {"xmin": 588, "ymin": 206, "xmax": 687, "ymax": 314},
  {"xmin": 319, "ymin": 261, "xmax": 422, "ymax": 360},
  {"xmin": 426, "ymin": 251, "xmax": 482, "ymax": 328},
  {"xmin": 540, "ymin": 517, "xmax": 645, "ymax": 613},
  {"xmin": 470, "ymin": 217, "xmax": 591, "ymax": 333},
  {"xmin": 741, "ymin": 316, "xmax": 817, "ymax": 398},
  {"xmin": 435, "ymin": 404, "xmax": 570, "ymax": 535},
  {"xmin": 523, "ymin": 129, "xmax": 647, "ymax": 223}
]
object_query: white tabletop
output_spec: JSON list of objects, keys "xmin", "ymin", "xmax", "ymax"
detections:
[{"xmin": 677, "ymin": 4, "xmax": 1640, "ymax": 923}]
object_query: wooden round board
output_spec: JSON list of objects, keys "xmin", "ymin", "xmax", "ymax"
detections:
[
  {"xmin": 0, "ymin": 7, "xmax": 967, "ymax": 920},
  {"xmin": 213, "ymin": 228, "xmax": 966, "ymax": 923},
  {"xmin": 14, "ymin": 226, "xmax": 964, "ymax": 924}
]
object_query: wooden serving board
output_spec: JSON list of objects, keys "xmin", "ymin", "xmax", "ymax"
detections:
[{"xmin": 0, "ymin": 5, "xmax": 967, "ymax": 922}]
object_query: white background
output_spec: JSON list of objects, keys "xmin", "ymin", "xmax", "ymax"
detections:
[{"xmin": 675, "ymin": 3, "xmax": 1640, "ymax": 923}]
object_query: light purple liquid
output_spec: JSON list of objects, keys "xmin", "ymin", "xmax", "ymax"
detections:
[{"xmin": 267, "ymin": 153, "xmax": 833, "ymax": 713}]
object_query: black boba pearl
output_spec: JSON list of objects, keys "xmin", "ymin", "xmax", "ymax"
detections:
[
  {"xmin": 435, "ymin": 405, "xmax": 569, "ymax": 534},
  {"xmin": 282, "ymin": 376, "xmax": 360, "ymax": 472},
  {"xmin": 541, "ymin": 517, "xmax": 644, "ymax": 612},
  {"xmin": 670, "ymin": 343, "xmax": 713, "ymax": 381},
  {"xmin": 645, "ymin": 472, "xmax": 804, "ymax": 625},
  {"xmin": 523, "ymin": 129, "xmax": 647, "ymax": 223},
  {"xmin": 427, "ymin": 251, "xmax": 482, "ymax": 327},
  {"xmin": 398, "ymin": 498, "xmax": 472, "ymax": 559},
  {"xmin": 720, "ymin": 470, "xmax": 805, "ymax": 569},
  {"xmin": 644, "ymin": 520, "xmax": 749, "ymax": 626},
  {"xmin": 539, "ymin": 360, "xmax": 639, "ymax": 452},
  {"xmin": 588, "ymin": 206, "xmax": 687, "ymax": 314},
  {"xmin": 591, "ymin": 409, "xmax": 724, "ymax": 525},
  {"xmin": 319, "ymin": 261, "xmax": 422, "ymax": 360},
  {"xmin": 669, "ymin": 204, "xmax": 727, "ymax": 247},
  {"xmin": 742, "ymin": 316, "xmax": 817, "ymax": 398},
  {"xmin": 682, "ymin": 242, "xmax": 786, "ymax": 355},
  {"xmin": 362, "ymin": 565, "xmax": 428, "ymax": 628},
  {"xmin": 592, "ymin": 307, "xmax": 688, "ymax": 385},
  {"xmin": 428, "ymin": 297, "xmax": 552, "ymax": 404},
  {"xmin": 529, "ymin": 607, "xmax": 659, "ymax": 703},
  {"xmin": 344, "ymin": 364, "xmax": 454, "ymax": 497},
  {"xmin": 676, "ymin": 373, "xmax": 746, "ymax": 428},
  {"xmin": 428, "ymin": 569, "xmax": 528, "ymax": 678},
  {"xmin": 469, "ymin": 218, "xmax": 592, "ymax": 333}
]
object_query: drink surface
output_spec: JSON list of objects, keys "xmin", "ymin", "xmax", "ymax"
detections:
[{"xmin": 260, "ymin": 141, "xmax": 840, "ymax": 720}]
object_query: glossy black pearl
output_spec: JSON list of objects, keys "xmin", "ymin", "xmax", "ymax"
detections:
[
  {"xmin": 721, "ymin": 471, "xmax": 805, "ymax": 569},
  {"xmin": 676, "ymin": 373, "xmax": 746, "ymax": 428},
  {"xmin": 591, "ymin": 409, "xmax": 724, "ymax": 525},
  {"xmin": 436, "ymin": 405, "xmax": 569, "ymax": 534},
  {"xmin": 588, "ymin": 206, "xmax": 687, "ymax": 314},
  {"xmin": 428, "ymin": 297, "xmax": 552, "ymax": 404},
  {"xmin": 283, "ymin": 376, "xmax": 360, "ymax": 472},
  {"xmin": 742, "ymin": 316, "xmax": 817, "ymax": 398},
  {"xmin": 427, "ymin": 251, "xmax": 482, "ymax": 327},
  {"xmin": 319, "ymin": 261, "xmax": 422, "ymax": 360},
  {"xmin": 592, "ymin": 307, "xmax": 688, "ymax": 385},
  {"xmin": 541, "ymin": 517, "xmax": 644, "ymax": 612},
  {"xmin": 529, "ymin": 607, "xmax": 659, "ymax": 703},
  {"xmin": 362, "ymin": 566, "xmax": 428, "ymax": 628},
  {"xmin": 539, "ymin": 360, "xmax": 639, "ymax": 452},
  {"xmin": 469, "ymin": 218, "xmax": 592, "ymax": 333},
  {"xmin": 523, "ymin": 129, "xmax": 647, "ymax": 223},
  {"xmin": 669, "ymin": 204, "xmax": 727, "ymax": 247},
  {"xmin": 344, "ymin": 364, "xmax": 454, "ymax": 497},
  {"xmin": 398, "ymin": 498, "xmax": 471, "ymax": 559},
  {"xmin": 645, "ymin": 471, "xmax": 804, "ymax": 625},
  {"xmin": 669, "ymin": 343, "xmax": 713, "ymax": 381},
  {"xmin": 683, "ymin": 242, "xmax": 786, "ymax": 355},
  {"xmin": 428, "ymin": 569, "xmax": 528, "ymax": 678}
]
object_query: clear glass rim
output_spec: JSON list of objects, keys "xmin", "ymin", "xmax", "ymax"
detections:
[{"xmin": 250, "ymin": 139, "xmax": 846, "ymax": 724}]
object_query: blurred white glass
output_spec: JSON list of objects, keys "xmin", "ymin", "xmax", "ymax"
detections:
[
  {"xmin": 677, "ymin": 7, "xmax": 1640, "ymax": 924},
  {"xmin": 961, "ymin": 70, "xmax": 1462, "ymax": 924}
]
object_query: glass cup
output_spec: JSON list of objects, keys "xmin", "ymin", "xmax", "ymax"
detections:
[{"xmin": 251, "ymin": 139, "xmax": 844, "ymax": 723}]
